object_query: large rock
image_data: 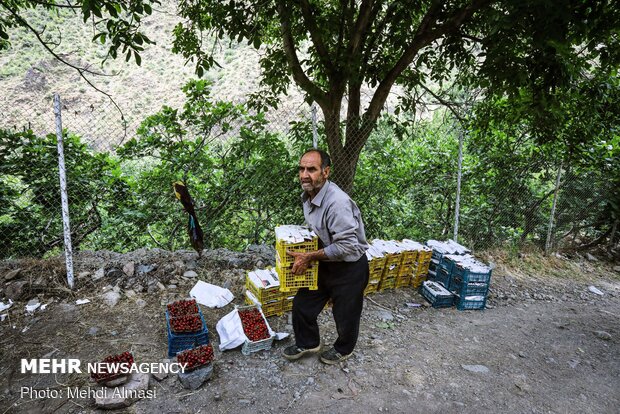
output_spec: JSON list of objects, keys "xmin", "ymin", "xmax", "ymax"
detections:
[
  {"xmin": 4, "ymin": 268, "xmax": 21, "ymax": 281},
  {"xmin": 95, "ymin": 373, "xmax": 150, "ymax": 409},
  {"xmin": 102, "ymin": 291, "xmax": 121, "ymax": 307},
  {"xmin": 106, "ymin": 268, "xmax": 125, "ymax": 280},
  {"xmin": 123, "ymin": 262, "xmax": 135, "ymax": 277},
  {"xmin": 594, "ymin": 331, "xmax": 612, "ymax": 341},
  {"xmin": 178, "ymin": 364, "xmax": 213, "ymax": 390},
  {"xmin": 5, "ymin": 281, "xmax": 27, "ymax": 300},
  {"xmin": 152, "ymin": 359, "xmax": 171, "ymax": 381},
  {"xmin": 461, "ymin": 364, "xmax": 490, "ymax": 373},
  {"xmin": 92, "ymin": 268, "xmax": 105, "ymax": 281}
]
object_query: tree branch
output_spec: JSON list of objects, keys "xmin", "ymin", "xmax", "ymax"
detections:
[
  {"xmin": 30, "ymin": 0, "xmax": 80, "ymax": 9},
  {"xmin": 0, "ymin": 0, "xmax": 127, "ymax": 131},
  {"xmin": 419, "ymin": 84, "xmax": 466, "ymax": 124},
  {"xmin": 299, "ymin": 0, "xmax": 336, "ymax": 77},
  {"xmin": 365, "ymin": 0, "xmax": 492, "ymax": 122},
  {"xmin": 147, "ymin": 224, "xmax": 166, "ymax": 249},
  {"xmin": 348, "ymin": 0, "xmax": 374, "ymax": 57},
  {"xmin": 276, "ymin": 0, "xmax": 327, "ymax": 107},
  {"xmin": 365, "ymin": 0, "xmax": 444, "ymax": 121}
]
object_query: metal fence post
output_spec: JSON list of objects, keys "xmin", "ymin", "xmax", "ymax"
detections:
[
  {"xmin": 453, "ymin": 128, "xmax": 463, "ymax": 242},
  {"xmin": 54, "ymin": 93, "xmax": 75, "ymax": 288},
  {"xmin": 311, "ymin": 102, "xmax": 318, "ymax": 149},
  {"xmin": 545, "ymin": 161, "xmax": 563, "ymax": 254}
]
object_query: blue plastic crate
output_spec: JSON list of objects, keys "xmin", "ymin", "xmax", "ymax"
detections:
[
  {"xmin": 166, "ymin": 309, "xmax": 209, "ymax": 357},
  {"xmin": 452, "ymin": 266, "xmax": 492, "ymax": 284},
  {"xmin": 420, "ymin": 281, "xmax": 455, "ymax": 308},
  {"xmin": 431, "ymin": 250, "xmax": 445, "ymax": 262},
  {"xmin": 455, "ymin": 293, "xmax": 487, "ymax": 310},
  {"xmin": 427, "ymin": 268, "xmax": 437, "ymax": 281},
  {"xmin": 450, "ymin": 270, "xmax": 490, "ymax": 311},
  {"xmin": 458, "ymin": 282, "xmax": 489, "ymax": 296},
  {"xmin": 451, "ymin": 279, "xmax": 489, "ymax": 310},
  {"xmin": 434, "ymin": 267, "xmax": 452, "ymax": 289},
  {"xmin": 439, "ymin": 254, "xmax": 460, "ymax": 273},
  {"xmin": 449, "ymin": 268, "xmax": 492, "ymax": 290}
]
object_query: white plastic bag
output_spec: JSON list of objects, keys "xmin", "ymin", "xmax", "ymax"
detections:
[{"xmin": 189, "ymin": 281, "xmax": 234, "ymax": 308}]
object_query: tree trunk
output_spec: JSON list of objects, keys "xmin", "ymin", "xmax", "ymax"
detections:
[{"xmin": 321, "ymin": 107, "xmax": 375, "ymax": 194}]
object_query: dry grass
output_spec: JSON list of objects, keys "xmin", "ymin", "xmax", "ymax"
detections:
[{"xmin": 479, "ymin": 246, "xmax": 620, "ymax": 286}]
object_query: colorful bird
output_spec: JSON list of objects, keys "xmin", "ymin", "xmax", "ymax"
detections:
[{"xmin": 173, "ymin": 181, "xmax": 204, "ymax": 257}]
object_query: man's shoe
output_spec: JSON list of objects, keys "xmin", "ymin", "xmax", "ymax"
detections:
[
  {"xmin": 319, "ymin": 347, "xmax": 352, "ymax": 365},
  {"xmin": 282, "ymin": 344, "xmax": 322, "ymax": 361}
]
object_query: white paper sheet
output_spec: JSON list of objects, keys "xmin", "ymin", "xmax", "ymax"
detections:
[{"xmin": 189, "ymin": 281, "xmax": 234, "ymax": 308}]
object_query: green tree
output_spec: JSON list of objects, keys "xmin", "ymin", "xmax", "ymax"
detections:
[
  {"xmin": 118, "ymin": 80, "xmax": 302, "ymax": 250},
  {"xmin": 0, "ymin": 0, "xmax": 157, "ymax": 95},
  {"xmin": 0, "ymin": 129, "xmax": 130, "ymax": 258},
  {"xmin": 172, "ymin": 0, "xmax": 619, "ymax": 193}
]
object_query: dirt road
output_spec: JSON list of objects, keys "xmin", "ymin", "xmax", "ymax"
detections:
[{"xmin": 1, "ymin": 251, "xmax": 618, "ymax": 413}]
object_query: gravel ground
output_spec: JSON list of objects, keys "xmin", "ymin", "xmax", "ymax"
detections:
[{"xmin": 0, "ymin": 248, "xmax": 619, "ymax": 413}]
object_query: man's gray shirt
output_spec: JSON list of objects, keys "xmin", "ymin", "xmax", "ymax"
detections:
[{"xmin": 301, "ymin": 181, "xmax": 369, "ymax": 262}]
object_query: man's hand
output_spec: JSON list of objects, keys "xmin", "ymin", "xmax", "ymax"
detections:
[
  {"xmin": 287, "ymin": 249, "xmax": 327, "ymax": 275},
  {"xmin": 287, "ymin": 250, "xmax": 312, "ymax": 275}
]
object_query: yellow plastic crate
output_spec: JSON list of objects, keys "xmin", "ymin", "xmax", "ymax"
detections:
[
  {"xmin": 368, "ymin": 256, "xmax": 387, "ymax": 279},
  {"xmin": 275, "ymin": 235, "xmax": 318, "ymax": 268},
  {"xmin": 246, "ymin": 274, "xmax": 282, "ymax": 304},
  {"xmin": 378, "ymin": 277, "xmax": 396, "ymax": 291},
  {"xmin": 417, "ymin": 249, "xmax": 433, "ymax": 263},
  {"xmin": 276, "ymin": 252, "xmax": 319, "ymax": 292},
  {"xmin": 283, "ymin": 297, "xmax": 294, "ymax": 312},
  {"xmin": 411, "ymin": 273, "xmax": 427, "ymax": 288},
  {"xmin": 415, "ymin": 259, "xmax": 431, "ymax": 276},
  {"xmin": 381, "ymin": 253, "xmax": 401, "ymax": 283},
  {"xmin": 364, "ymin": 280, "xmax": 379, "ymax": 295},
  {"xmin": 244, "ymin": 294, "xmax": 283, "ymax": 317},
  {"xmin": 395, "ymin": 274, "xmax": 412, "ymax": 288},
  {"xmin": 400, "ymin": 250, "xmax": 418, "ymax": 266},
  {"xmin": 398, "ymin": 263, "xmax": 415, "ymax": 277}
]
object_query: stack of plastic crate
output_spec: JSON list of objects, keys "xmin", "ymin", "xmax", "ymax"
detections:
[
  {"xmin": 371, "ymin": 240, "xmax": 402, "ymax": 291},
  {"xmin": 399, "ymin": 239, "xmax": 430, "ymax": 288},
  {"xmin": 275, "ymin": 225, "xmax": 319, "ymax": 293},
  {"xmin": 433, "ymin": 253, "xmax": 461, "ymax": 289},
  {"xmin": 426, "ymin": 239, "xmax": 471, "ymax": 281},
  {"xmin": 449, "ymin": 256, "xmax": 492, "ymax": 310},
  {"xmin": 245, "ymin": 268, "xmax": 284, "ymax": 317},
  {"xmin": 414, "ymin": 244, "xmax": 433, "ymax": 288},
  {"xmin": 365, "ymin": 243, "xmax": 386, "ymax": 294},
  {"xmin": 165, "ymin": 299, "xmax": 209, "ymax": 357},
  {"xmin": 282, "ymin": 292, "xmax": 296, "ymax": 312},
  {"xmin": 395, "ymin": 241, "xmax": 418, "ymax": 288}
]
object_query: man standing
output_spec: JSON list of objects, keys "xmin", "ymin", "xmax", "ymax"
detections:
[{"xmin": 283, "ymin": 149, "xmax": 369, "ymax": 364}]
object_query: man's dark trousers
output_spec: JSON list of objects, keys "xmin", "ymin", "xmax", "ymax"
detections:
[{"xmin": 292, "ymin": 254, "xmax": 369, "ymax": 355}]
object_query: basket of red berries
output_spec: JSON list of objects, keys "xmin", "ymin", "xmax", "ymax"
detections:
[
  {"xmin": 90, "ymin": 351, "xmax": 134, "ymax": 384},
  {"xmin": 167, "ymin": 299, "xmax": 199, "ymax": 317},
  {"xmin": 165, "ymin": 299, "xmax": 209, "ymax": 357},
  {"xmin": 177, "ymin": 344, "xmax": 215, "ymax": 372},
  {"xmin": 237, "ymin": 304, "xmax": 274, "ymax": 355}
]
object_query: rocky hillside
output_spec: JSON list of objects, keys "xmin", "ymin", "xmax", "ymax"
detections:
[{"xmin": 0, "ymin": 2, "xmax": 308, "ymax": 139}]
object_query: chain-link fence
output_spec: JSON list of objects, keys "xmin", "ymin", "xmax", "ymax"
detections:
[{"xmin": 1, "ymin": 90, "xmax": 617, "ymax": 267}]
